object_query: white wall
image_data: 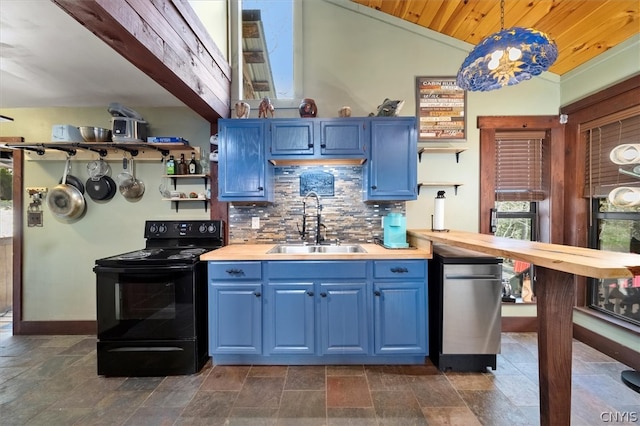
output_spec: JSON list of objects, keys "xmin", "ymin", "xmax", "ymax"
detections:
[
  {"xmin": 560, "ymin": 34, "xmax": 640, "ymax": 107},
  {"xmin": 189, "ymin": 0, "xmax": 229, "ymax": 61},
  {"xmin": 303, "ymin": 0, "xmax": 560, "ymax": 232}
]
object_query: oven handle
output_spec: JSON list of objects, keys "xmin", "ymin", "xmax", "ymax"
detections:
[{"xmin": 93, "ymin": 265, "xmax": 196, "ymax": 273}]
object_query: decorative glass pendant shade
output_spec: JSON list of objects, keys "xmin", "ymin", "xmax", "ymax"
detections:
[{"xmin": 456, "ymin": 1, "xmax": 558, "ymax": 92}]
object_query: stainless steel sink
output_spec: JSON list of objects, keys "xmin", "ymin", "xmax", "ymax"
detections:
[{"xmin": 267, "ymin": 244, "xmax": 367, "ymax": 254}]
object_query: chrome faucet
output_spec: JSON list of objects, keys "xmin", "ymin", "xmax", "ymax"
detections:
[{"xmin": 299, "ymin": 191, "xmax": 323, "ymax": 245}]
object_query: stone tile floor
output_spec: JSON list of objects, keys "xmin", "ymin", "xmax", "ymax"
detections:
[{"xmin": 1, "ymin": 316, "xmax": 638, "ymax": 425}]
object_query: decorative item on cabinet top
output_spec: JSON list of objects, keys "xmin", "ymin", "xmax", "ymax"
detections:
[{"xmin": 1, "ymin": 141, "xmax": 200, "ymax": 162}]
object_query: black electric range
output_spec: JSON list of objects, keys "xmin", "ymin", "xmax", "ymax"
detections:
[{"xmin": 93, "ymin": 220, "xmax": 224, "ymax": 377}]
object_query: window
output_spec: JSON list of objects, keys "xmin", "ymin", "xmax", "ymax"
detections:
[
  {"xmin": 585, "ymin": 111, "xmax": 640, "ymax": 326},
  {"xmin": 232, "ymin": 0, "xmax": 296, "ymax": 103},
  {"xmin": 493, "ymin": 131, "xmax": 545, "ymax": 303},
  {"xmin": 495, "ymin": 201, "xmax": 537, "ymax": 302}
]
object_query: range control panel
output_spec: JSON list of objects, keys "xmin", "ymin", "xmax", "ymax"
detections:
[{"xmin": 144, "ymin": 220, "xmax": 224, "ymax": 239}]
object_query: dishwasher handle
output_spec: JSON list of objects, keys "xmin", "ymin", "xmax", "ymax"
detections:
[{"xmin": 444, "ymin": 274, "xmax": 500, "ymax": 280}]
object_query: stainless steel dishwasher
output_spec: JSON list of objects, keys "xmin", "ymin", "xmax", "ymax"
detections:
[{"xmin": 428, "ymin": 244, "xmax": 502, "ymax": 372}]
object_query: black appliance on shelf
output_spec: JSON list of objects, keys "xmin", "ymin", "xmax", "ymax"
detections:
[{"xmin": 94, "ymin": 220, "xmax": 224, "ymax": 377}]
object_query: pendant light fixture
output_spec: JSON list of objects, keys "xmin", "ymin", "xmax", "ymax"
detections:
[{"xmin": 456, "ymin": 0, "xmax": 558, "ymax": 92}]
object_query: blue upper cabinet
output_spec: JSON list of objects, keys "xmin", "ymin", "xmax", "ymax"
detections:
[
  {"xmin": 319, "ymin": 119, "xmax": 366, "ymax": 157},
  {"xmin": 364, "ymin": 117, "xmax": 418, "ymax": 201},
  {"xmin": 268, "ymin": 118, "xmax": 367, "ymax": 161},
  {"xmin": 218, "ymin": 117, "xmax": 416, "ymax": 203},
  {"xmin": 218, "ymin": 120, "xmax": 273, "ymax": 202},
  {"xmin": 269, "ymin": 120, "xmax": 315, "ymax": 156}
]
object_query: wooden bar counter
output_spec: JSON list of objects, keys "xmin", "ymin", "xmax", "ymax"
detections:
[{"xmin": 408, "ymin": 229, "xmax": 640, "ymax": 426}]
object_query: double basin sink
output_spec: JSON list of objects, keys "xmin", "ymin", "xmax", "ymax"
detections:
[{"xmin": 267, "ymin": 244, "xmax": 367, "ymax": 254}]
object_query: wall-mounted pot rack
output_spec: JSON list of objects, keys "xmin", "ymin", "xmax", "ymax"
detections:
[{"xmin": 2, "ymin": 141, "xmax": 197, "ymax": 161}]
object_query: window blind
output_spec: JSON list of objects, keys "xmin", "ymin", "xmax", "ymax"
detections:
[
  {"xmin": 495, "ymin": 131, "xmax": 546, "ymax": 201},
  {"xmin": 583, "ymin": 113, "xmax": 640, "ymax": 198}
]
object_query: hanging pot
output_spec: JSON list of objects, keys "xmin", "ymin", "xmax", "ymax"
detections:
[
  {"xmin": 85, "ymin": 159, "xmax": 116, "ymax": 201},
  {"xmin": 119, "ymin": 156, "xmax": 145, "ymax": 201},
  {"xmin": 59, "ymin": 174, "xmax": 85, "ymax": 194},
  {"xmin": 48, "ymin": 157, "xmax": 87, "ymax": 221},
  {"xmin": 86, "ymin": 175, "xmax": 116, "ymax": 201},
  {"xmin": 56, "ymin": 159, "xmax": 85, "ymax": 194}
]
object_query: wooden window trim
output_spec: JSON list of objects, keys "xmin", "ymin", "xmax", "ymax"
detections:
[
  {"xmin": 478, "ymin": 116, "xmax": 565, "ymax": 244},
  {"xmin": 561, "ymin": 75, "xmax": 640, "ymax": 308}
]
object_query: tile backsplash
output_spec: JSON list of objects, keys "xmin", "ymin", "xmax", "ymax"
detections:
[{"xmin": 229, "ymin": 165, "xmax": 405, "ymax": 244}]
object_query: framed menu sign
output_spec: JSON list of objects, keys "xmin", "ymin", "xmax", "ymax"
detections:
[{"xmin": 415, "ymin": 76, "xmax": 466, "ymax": 141}]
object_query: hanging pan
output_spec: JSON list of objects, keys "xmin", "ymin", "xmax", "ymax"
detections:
[
  {"xmin": 57, "ymin": 159, "xmax": 85, "ymax": 194},
  {"xmin": 47, "ymin": 156, "xmax": 87, "ymax": 221},
  {"xmin": 119, "ymin": 156, "xmax": 145, "ymax": 201},
  {"xmin": 85, "ymin": 159, "xmax": 116, "ymax": 201}
]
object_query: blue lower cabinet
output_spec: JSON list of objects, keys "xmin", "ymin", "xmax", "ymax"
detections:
[
  {"xmin": 209, "ymin": 282, "xmax": 262, "ymax": 354},
  {"xmin": 208, "ymin": 259, "xmax": 428, "ymax": 364},
  {"xmin": 319, "ymin": 282, "xmax": 369, "ymax": 355},
  {"xmin": 373, "ymin": 280, "xmax": 427, "ymax": 354},
  {"xmin": 373, "ymin": 260, "xmax": 428, "ymax": 355},
  {"xmin": 209, "ymin": 261, "xmax": 263, "ymax": 355},
  {"xmin": 264, "ymin": 282, "xmax": 315, "ymax": 355}
]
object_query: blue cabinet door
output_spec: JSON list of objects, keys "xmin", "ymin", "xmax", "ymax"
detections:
[
  {"xmin": 269, "ymin": 120, "xmax": 315, "ymax": 156},
  {"xmin": 319, "ymin": 282, "xmax": 370, "ymax": 355},
  {"xmin": 364, "ymin": 117, "xmax": 417, "ymax": 201},
  {"xmin": 319, "ymin": 119, "xmax": 366, "ymax": 157},
  {"xmin": 373, "ymin": 280, "xmax": 427, "ymax": 355},
  {"xmin": 218, "ymin": 120, "xmax": 272, "ymax": 202},
  {"xmin": 264, "ymin": 282, "xmax": 315, "ymax": 355},
  {"xmin": 209, "ymin": 282, "xmax": 262, "ymax": 354}
]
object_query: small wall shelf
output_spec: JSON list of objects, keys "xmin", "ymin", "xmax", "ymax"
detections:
[
  {"xmin": 162, "ymin": 174, "xmax": 210, "ymax": 190},
  {"xmin": 418, "ymin": 182, "xmax": 463, "ymax": 195},
  {"xmin": 418, "ymin": 147, "xmax": 467, "ymax": 162},
  {"xmin": 162, "ymin": 197, "xmax": 209, "ymax": 212}
]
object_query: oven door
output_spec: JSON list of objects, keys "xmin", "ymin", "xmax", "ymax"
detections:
[{"xmin": 95, "ymin": 264, "xmax": 199, "ymax": 341}]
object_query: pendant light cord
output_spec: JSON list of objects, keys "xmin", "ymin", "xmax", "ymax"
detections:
[{"xmin": 500, "ymin": 0, "xmax": 505, "ymax": 30}]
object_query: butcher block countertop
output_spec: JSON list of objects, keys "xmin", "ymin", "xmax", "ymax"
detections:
[
  {"xmin": 407, "ymin": 228, "xmax": 640, "ymax": 426},
  {"xmin": 408, "ymin": 229, "xmax": 640, "ymax": 279},
  {"xmin": 201, "ymin": 243, "xmax": 432, "ymax": 261}
]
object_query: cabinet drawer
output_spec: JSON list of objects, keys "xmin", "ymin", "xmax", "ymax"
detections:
[
  {"xmin": 267, "ymin": 261, "xmax": 367, "ymax": 279},
  {"xmin": 209, "ymin": 262, "xmax": 262, "ymax": 280},
  {"xmin": 373, "ymin": 260, "xmax": 426, "ymax": 279}
]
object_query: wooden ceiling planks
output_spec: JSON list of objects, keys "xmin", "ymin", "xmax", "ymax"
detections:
[{"xmin": 351, "ymin": 0, "xmax": 640, "ymax": 75}]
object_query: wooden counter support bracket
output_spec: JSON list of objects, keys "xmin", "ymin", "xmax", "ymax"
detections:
[{"xmin": 536, "ymin": 267, "xmax": 574, "ymax": 426}]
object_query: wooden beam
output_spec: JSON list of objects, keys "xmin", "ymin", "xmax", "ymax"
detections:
[
  {"xmin": 52, "ymin": 0, "xmax": 231, "ymax": 122},
  {"xmin": 244, "ymin": 51, "xmax": 266, "ymax": 64}
]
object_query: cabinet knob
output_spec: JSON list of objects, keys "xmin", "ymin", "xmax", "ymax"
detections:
[
  {"xmin": 306, "ymin": 291, "xmax": 314, "ymax": 297},
  {"xmin": 254, "ymin": 291, "xmax": 261, "ymax": 297},
  {"xmin": 371, "ymin": 185, "xmax": 377, "ymax": 190},
  {"xmin": 257, "ymin": 186, "xmax": 264, "ymax": 191},
  {"xmin": 374, "ymin": 290, "xmax": 381, "ymax": 297},
  {"xmin": 308, "ymin": 143, "xmax": 314, "ymax": 148},
  {"xmin": 320, "ymin": 292, "xmax": 327, "ymax": 298},
  {"xmin": 320, "ymin": 144, "xmax": 326, "ymax": 148},
  {"xmin": 390, "ymin": 267, "xmax": 409, "ymax": 274}
]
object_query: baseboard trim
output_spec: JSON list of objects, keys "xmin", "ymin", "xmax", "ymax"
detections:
[
  {"xmin": 502, "ymin": 316, "xmax": 537, "ymax": 332},
  {"xmin": 573, "ymin": 323, "xmax": 640, "ymax": 371},
  {"xmin": 14, "ymin": 320, "xmax": 96, "ymax": 335}
]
